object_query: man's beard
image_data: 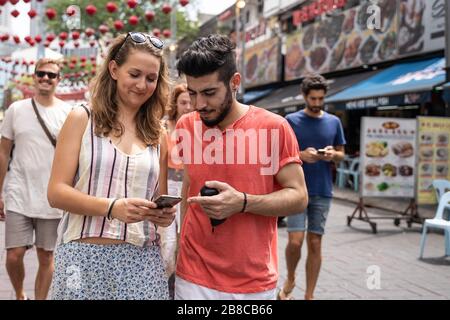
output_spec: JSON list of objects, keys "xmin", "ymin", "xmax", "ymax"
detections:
[
  {"xmin": 306, "ymin": 105, "xmax": 323, "ymax": 114},
  {"xmin": 202, "ymin": 87, "xmax": 233, "ymax": 128}
]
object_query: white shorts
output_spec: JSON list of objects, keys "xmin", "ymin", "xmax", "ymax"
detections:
[{"xmin": 175, "ymin": 276, "xmax": 277, "ymax": 300}]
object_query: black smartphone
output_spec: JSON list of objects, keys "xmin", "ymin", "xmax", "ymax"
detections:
[
  {"xmin": 154, "ymin": 195, "xmax": 182, "ymax": 209},
  {"xmin": 317, "ymin": 149, "xmax": 326, "ymax": 155},
  {"xmin": 200, "ymin": 186, "xmax": 226, "ymax": 227}
]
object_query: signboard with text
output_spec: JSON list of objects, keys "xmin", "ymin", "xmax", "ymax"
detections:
[
  {"xmin": 416, "ymin": 117, "xmax": 450, "ymax": 204},
  {"xmin": 361, "ymin": 117, "xmax": 416, "ymax": 198}
]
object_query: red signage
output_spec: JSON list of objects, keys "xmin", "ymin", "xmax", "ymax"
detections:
[
  {"xmin": 293, "ymin": 0, "xmax": 347, "ymax": 26},
  {"xmin": 218, "ymin": 9, "xmax": 232, "ymax": 22}
]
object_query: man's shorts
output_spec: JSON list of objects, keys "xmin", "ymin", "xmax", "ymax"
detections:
[
  {"xmin": 5, "ymin": 211, "xmax": 60, "ymax": 251},
  {"xmin": 287, "ymin": 196, "xmax": 331, "ymax": 235}
]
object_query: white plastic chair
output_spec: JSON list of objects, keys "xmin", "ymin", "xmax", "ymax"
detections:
[
  {"xmin": 419, "ymin": 191, "xmax": 450, "ymax": 258},
  {"xmin": 432, "ymin": 179, "xmax": 450, "ymax": 201}
]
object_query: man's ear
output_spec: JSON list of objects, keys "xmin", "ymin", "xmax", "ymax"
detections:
[
  {"xmin": 230, "ymin": 72, "xmax": 241, "ymax": 92},
  {"xmin": 108, "ymin": 60, "xmax": 119, "ymax": 80}
]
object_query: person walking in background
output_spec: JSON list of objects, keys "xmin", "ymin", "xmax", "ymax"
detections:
[
  {"xmin": 47, "ymin": 32, "xmax": 175, "ymax": 300},
  {"xmin": 0, "ymin": 58, "xmax": 71, "ymax": 300},
  {"xmin": 279, "ymin": 73, "xmax": 346, "ymax": 300},
  {"xmin": 174, "ymin": 34, "xmax": 308, "ymax": 300},
  {"xmin": 159, "ymin": 83, "xmax": 192, "ymax": 299}
]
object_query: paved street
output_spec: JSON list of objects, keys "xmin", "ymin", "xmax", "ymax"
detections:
[{"xmin": 1, "ymin": 198, "xmax": 449, "ymax": 300}]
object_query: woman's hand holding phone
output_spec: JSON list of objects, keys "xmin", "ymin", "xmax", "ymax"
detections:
[{"xmin": 109, "ymin": 198, "xmax": 175, "ymax": 227}]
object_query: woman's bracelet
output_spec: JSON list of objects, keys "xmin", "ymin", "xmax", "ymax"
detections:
[{"xmin": 106, "ymin": 198, "xmax": 118, "ymax": 221}]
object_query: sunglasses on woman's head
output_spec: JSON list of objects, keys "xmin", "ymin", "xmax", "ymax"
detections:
[
  {"xmin": 115, "ymin": 32, "xmax": 164, "ymax": 59},
  {"xmin": 35, "ymin": 70, "xmax": 59, "ymax": 79}
]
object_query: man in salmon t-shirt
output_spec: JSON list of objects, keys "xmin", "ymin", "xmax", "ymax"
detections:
[{"xmin": 173, "ymin": 34, "xmax": 308, "ymax": 300}]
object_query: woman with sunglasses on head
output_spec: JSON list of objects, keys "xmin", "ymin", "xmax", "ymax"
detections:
[{"xmin": 47, "ymin": 32, "xmax": 175, "ymax": 300}]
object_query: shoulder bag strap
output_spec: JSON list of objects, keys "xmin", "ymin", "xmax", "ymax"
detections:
[{"xmin": 31, "ymin": 98, "xmax": 57, "ymax": 147}]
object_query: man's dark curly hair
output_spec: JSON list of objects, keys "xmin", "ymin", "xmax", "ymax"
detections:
[
  {"xmin": 301, "ymin": 73, "xmax": 328, "ymax": 96},
  {"xmin": 176, "ymin": 34, "xmax": 237, "ymax": 84}
]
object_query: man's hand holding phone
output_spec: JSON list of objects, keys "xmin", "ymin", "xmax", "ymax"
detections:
[{"xmin": 317, "ymin": 146, "xmax": 335, "ymax": 162}]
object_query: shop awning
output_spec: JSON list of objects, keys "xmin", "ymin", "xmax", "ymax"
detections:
[
  {"xmin": 253, "ymin": 70, "xmax": 379, "ymax": 114},
  {"xmin": 443, "ymin": 82, "xmax": 450, "ymax": 103},
  {"xmin": 326, "ymin": 57, "xmax": 446, "ymax": 110},
  {"xmin": 242, "ymin": 88, "xmax": 274, "ymax": 104}
]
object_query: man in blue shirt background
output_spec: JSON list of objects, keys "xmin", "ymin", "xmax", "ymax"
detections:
[{"xmin": 279, "ymin": 74, "xmax": 346, "ymax": 300}]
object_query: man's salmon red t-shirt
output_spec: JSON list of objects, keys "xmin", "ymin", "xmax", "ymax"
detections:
[{"xmin": 175, "ymin": 106, "xmax": 302, "ymax": 293}]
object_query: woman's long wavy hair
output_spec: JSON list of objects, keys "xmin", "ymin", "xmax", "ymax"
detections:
[
  {"xmin": 90, "ymin": 33, "xmax": 169, "ymax": 146},
  {"xmin": 167, "ymin": 83, "xmax": 188, "ymax": 121}
]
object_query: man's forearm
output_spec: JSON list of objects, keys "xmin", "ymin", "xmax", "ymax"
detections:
[
  {"xmin": 333, "ymin": 150, "xmax": 345, "ymax": 162},
  {"xmin": 246, "ymin": 187, "xmax": 307, "ymax": 217}
]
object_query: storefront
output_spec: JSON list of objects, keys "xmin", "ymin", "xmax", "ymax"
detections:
[
  {"xmin": 253, "ymin": 69, "xmax": 379, "ymax": 116},
  {"xmin": 325, "ymin": 57, "xmax": 447, "ymax": 154}
]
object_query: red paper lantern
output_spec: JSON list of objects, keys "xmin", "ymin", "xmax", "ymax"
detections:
[
  {"xmin": 80, "ymin": 56, "xmax": 87, "ymax": 62},
  {"xmin": 85, "ymin": 28, "xmax": 95, "ymax": 37},
  {"xmin": 0, "ymin": 0, "xmax": 8, "ymax": 5},
  {"xmin": 28, "ymin": 39, "xmax": 35, "ymax": 46},
  {"xmin": 0, "ymin": 34, "xmax": 9, "ymax": 41},
  {"xmin": 59, "ymin": 32, "xmax": 68, "ymax": 40},
  {"xmin": 28, "ymin": 9, "xmax": 37, "ymax": 18},
  {"xmin": 9, "ymin": 0, "xmax": 19, "ymax": 5},
  {"xmin": 80, "ymin": 62, "xmax": 86, "ymax": 68},
  {"xmin": 162, "ymin": 4, "xmax": 172, "ymax": 14},
  {"xmin": 46, "ymin": 33, "xmax": 56, "ymax": 42},
  {"xmin": 162, "ymin": 29, "xmax": 171, "ymax": 38},
  {"xmin": 179, "ymin": 0, "xmax": 189, "ymax": 7},
  {"xmin": 71, "ymin": 57, "xmax": 77, "ymax": 64},
  {"xmin": 34, "ymin": 35, "xmax": 42, "ymax": 43},
  {"xmin": 69, "ymin": 63, "xmax": 75, "ymax": 70},
  {"xmin": 129, "ymin": 15, "xmax": 139, "ymax": 25},
  {"xmin": 89, "ymin": 40, "xmax": 96, "ymax": 47},
  {"xmin": 152, "ymin": 28, "xmax": 161, "ymax": 37},
  {"xmin": 24, "ymin": 35, "xmax": 32, "ymax": 43},
  {"xmin": 90, "ymin": 55, "xmax": 96, "ymax": 62},
  {"xmin": 46, "ymin": 8, "xmax": 57, "ymax": 20},
  {"xmin": 66, "ymin": 6, "xmax": 76, "ymax": 16},
  {"xmin": 13, "ymin": 35, "xmax": 20, "ymax": 44},
  {"xmin": 99, "ymin": 24, "xmax": 109, "ymax": 34},
  {"xmin": 145, "ymin": 11, "xmax": 155, "ymax": 22},
  {"xmin": 44, "ymin": 41, "xmax": 50, "ymax": 47},
  {"xmin": 23, "ymin": 0, "xmax": 31, "ymax": 3},
  {"xmin": 114, "ymin": 20, "xmax": 124, "ymax": 31},
  {"xmin": 127, "ymin": 0, "xmax": 138, "ymax": 9},
  {"xmin": 59, "ymin": 40, "xmax": 65, "ymax": 48},
  {"xmin": 74, "ymin": 41, "xmax": 80, "ymax": 48},
  {"xmin": 85, "ymin": 5, "xmax": 97, "ymax": 16},
  {"xmin": 72, "ymin": 31, "xmax": 80, "ymax": 40},
  {"xmin": 91, "ymin": 69, "xmax": 96, "ymax": 75},
  {"xmin": 10, "ymin": 9, "xmax": 19, "ymax": 18},
  {"xmin": 106, "ymin": 2, "xmax": 117, "ymax": 13}
]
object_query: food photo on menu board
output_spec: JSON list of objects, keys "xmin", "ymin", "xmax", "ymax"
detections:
[
  {"xmin": 361, "ymin": 117, "xmax": 416, "ymax": 198},
  {"xmin": 417, "ymin": 117, "xmax": 450, "ymax": 205}
]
